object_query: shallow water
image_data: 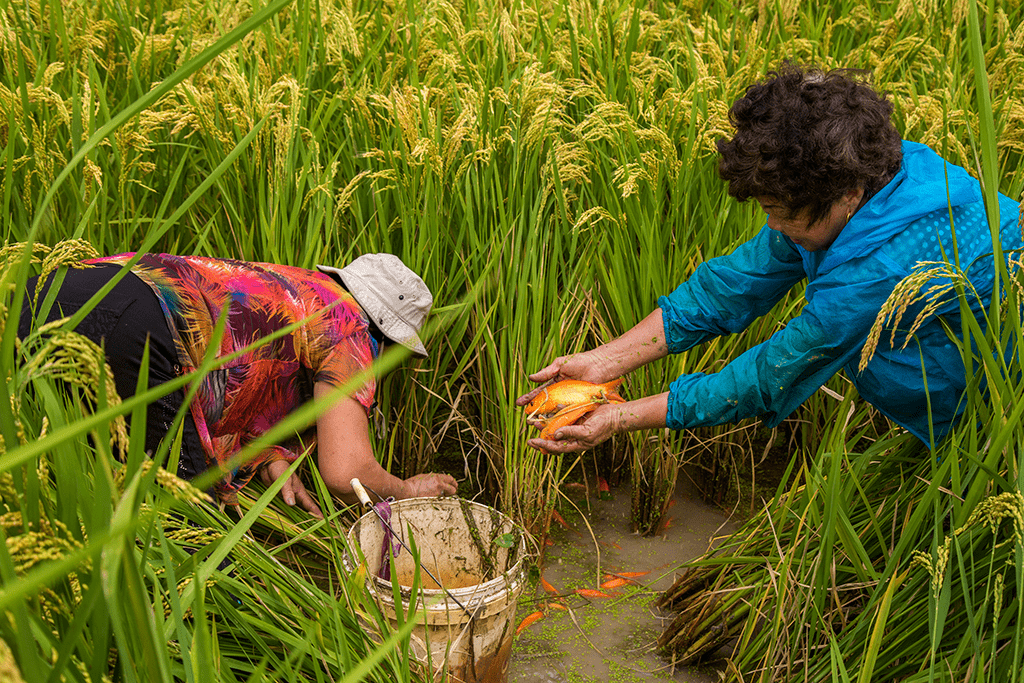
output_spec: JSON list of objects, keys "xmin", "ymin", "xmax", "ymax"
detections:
[{"xmin": 507, "ymin": 474, "xmax": 733, "ymax": 683}]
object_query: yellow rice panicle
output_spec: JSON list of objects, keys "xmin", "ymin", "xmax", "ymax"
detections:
[
  {"xmin": 34, "ymin": 239, "xmax": 101, "ymax": 304},
  {"xmin": 0, "ymin": 241, "xmax": 51, "ymax": 284},
  {"xmin": 860, "ymin": 261, "xmax": 977, "ymax": 371},
  {"xmin": 0, "ymin": 638, "xmax": 27, "ymax": 683},
  {"xmin": 573, "ymin": 206, "xmax": 621, "ymax": 233},
  {"xmin": 112, "ymin": 460, "xmax": 213, "ymax": 506},
  {"xmin": 4, "ymin": 529, "xmax": 82, "ymax": 574},
  {"xmin": 912, "ymin": 491, "xmax": 1024, "ymax": 597},
  {"xmin": 20, "ymin": 329, "xmax": 130, "ymax": 453}
]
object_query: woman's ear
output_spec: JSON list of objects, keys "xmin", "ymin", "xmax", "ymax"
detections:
[{"xmin": 846, "ymin": 187, "xmax": 866, "ymax": 211}]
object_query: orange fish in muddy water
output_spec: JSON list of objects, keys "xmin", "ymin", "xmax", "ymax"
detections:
[
  {"xmin": 516, "ymin": 610, "xmax": 544, "ymax": 635},
  {"xmin": 600, "ymin": 577, "xmax": 629, "ymax": 590},
  {"xmin": 540, "ymin": 576, "xmax": 558, "ymax": 594},
  {"xmin": 550, "ymin": 509, "xmax": 572, "ymax": 530},
  {"xmin": 525, "ymin": 378, "xmax": 626, "ymax": 417},
  {"xmin": 575, "ymin": 588, "xmax": 613, "ymax": 599}
]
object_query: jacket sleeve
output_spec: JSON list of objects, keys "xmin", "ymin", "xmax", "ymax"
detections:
[
  {"xmin": 658, "ymin": 226, "xmax": 806, "ymax": 353},
  {"xmin": 664, "ymin": 258, "xmax": 897, "ymax": 430}
]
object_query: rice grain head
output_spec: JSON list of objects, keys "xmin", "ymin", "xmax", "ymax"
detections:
[
  {"xmin": 34, "ymin": 240, "xmax": 101, "ymax": 304},
  {"xmin": 859, "ymin": 262, "xmax": 974, "ymax": 372},
  {"xmin": 20, "ymin": 329, "xmax": 130, "ymax": 453},
  {"xmin": 912, "ymin": 491, "xmax": 1024, "ymax": 596},
  {"xmin": 0, "ymin": 636, "xmax": 26, "ymax": 683},
  {"xmin": 573, "ymin": 206, "xmax": 621, "ymax": 233}
]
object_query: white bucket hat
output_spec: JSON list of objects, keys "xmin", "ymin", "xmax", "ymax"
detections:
[{"xmin": 317, "ymin": 254, "xmax": 433, "ymax": 357}]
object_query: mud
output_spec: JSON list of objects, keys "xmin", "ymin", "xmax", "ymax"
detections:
[
  {"xmin": 449, "ymin": 626, "xmax": 515, "ymax": 683},
  {"xmin": 507, "ymin": 472, "xmax": 734, "ymax": 683}
]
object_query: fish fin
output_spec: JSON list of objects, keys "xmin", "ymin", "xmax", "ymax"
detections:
[
  {"xmin": 600, "ymin": 377, "xmax": 624, "ymax": 392},
  {"xmin": 539, "ymin": 403, "xmax": 597, "ymax": 440}
]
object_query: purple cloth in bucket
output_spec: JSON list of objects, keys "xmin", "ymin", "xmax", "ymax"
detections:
[{"xmin": 374, "ymin": 499, "xmax": 401, "ymax": 581}]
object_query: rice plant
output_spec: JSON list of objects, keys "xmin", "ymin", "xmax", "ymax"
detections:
[
  {"xmin": 2, "ymin": 0, "xmax": 1023, "ymax": 680},
  {"xmin": 656, "ymin": 3, "xmax": 1024, "ymax": 680}
]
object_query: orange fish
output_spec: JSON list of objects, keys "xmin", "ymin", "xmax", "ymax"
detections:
[
  {"xmin": 616, "ymin": 571, "xmax": 650, "ymax": 578},
  {"xmin": 575, "ymin": 588, "xmax": 613, "ymax": 599},
  {"xmin": 600, "ymin": 577, "xmax": 629, "ymax": 590},
  {"xmin": 525, "ymin": 378, "xmax": 625, "ymax": 416},
  {"xmin": 516, "ymin": 611, "xmax": 544, "ymax": 635},
  {"xmin": 548, "ymin": 601, "xmax": 568, "ymax": 611},
  {"xmin": 544, "ymin": 537, "xmax": 554, "ymax": 547},
  {"xmin": 538, "ymin": 403, "xmax": 597, "ymax": 441},
  {"xmin": 550, "ymin": 509, "xmax": 571, "ymax": 530},
  {"xmin": 540, "ymin": 576, "xmax": 558, "ymax": 594}
]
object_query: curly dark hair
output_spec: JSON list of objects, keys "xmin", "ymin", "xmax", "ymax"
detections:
[{"xmin": 716, "ymin": 64, "xmax": 903, "ymax": 225}]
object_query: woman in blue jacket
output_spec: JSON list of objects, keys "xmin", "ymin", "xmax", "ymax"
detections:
[{"xmin": 518, "ymin": 64, "xmax": 1023, "ymax": 452}]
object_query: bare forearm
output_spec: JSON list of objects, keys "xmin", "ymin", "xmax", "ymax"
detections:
[
  {"xmin": 610, "ymin": 392, "xmax": 669, "ymax": 432},
  {"xmin": 592, "ymin": 309, "xmax": 670, "ymax": 379},
  {"xmin": 313, "ymin": 384, "xmax": 409, "ymax": 505},
  {"xmin": 315, "ymin": 383, "xmax": 456, "ymax": 504},
  {"xmin": 321, "ymin": 462, "xmax": 410, "ymax": 507}
]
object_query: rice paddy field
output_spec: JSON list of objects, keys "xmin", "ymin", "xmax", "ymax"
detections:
[{"xmin": 2, "ymin": 0, "xmax": 1023, "ymax": 680}]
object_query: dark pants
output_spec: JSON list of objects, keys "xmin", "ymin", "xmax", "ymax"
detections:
[{"xmin": 18, "ymin": 265, "xmax": 207, "ymax": 480}]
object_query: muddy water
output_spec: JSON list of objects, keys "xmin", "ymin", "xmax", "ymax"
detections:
[{"xmin": 507, "ymin": 474, "xmax": 733, "ymax": 683}]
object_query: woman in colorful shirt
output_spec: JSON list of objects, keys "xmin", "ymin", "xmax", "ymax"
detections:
[
  {"xmin": 518, "ymin": 64, "xmax": 1024, "ymax": 453},
  {"xmin": 20, "ymin": 253, "xmax": 457, "ymax": 517}
]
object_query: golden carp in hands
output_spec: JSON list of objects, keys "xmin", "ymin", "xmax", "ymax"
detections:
[
  {"xmin": 538, "ymin": 403, "xmax": 598, "ymax": 440},
  {"xmin": 525, "ymin": 378, "xmax": 625, "ymax": 418},
  {"xmin": 525, "ymin": 378, "xmax": 626, "ymax": 445}
]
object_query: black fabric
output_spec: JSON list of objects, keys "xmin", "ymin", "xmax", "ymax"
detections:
[{"xmin": 19, "ymin": 265, "xmax": 206, "ymax": 480}]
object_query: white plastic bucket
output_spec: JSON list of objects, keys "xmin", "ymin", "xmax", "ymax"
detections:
[{"xmin": 347, "ymin": 497, "xmax": 528, "ymax": 683}]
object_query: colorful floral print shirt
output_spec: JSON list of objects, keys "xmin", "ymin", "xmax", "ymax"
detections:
[{"xmin": 91, "ymin": 253, "xmax": 377, "ymax": 503}]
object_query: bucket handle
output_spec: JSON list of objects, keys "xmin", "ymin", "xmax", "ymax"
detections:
[{"xmin": 351, "ymin": 478, "xmax": 475, "ymax": 618}]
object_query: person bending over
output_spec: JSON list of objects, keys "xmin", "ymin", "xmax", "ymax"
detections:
[
  {"xmin": 20, "ymin": 252, "xmax": 457, "ymax": 517},
  {"xmin": 518, "ymin": 64, "xmax": 1023, "ymax": 453}
]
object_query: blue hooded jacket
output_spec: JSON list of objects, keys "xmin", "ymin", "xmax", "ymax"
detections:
[{"xmin": 658, "ymin": 141, "xmax": 1023, "ymax": 443}]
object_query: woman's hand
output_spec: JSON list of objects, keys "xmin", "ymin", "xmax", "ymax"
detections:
[
  {"xmin": 260, "ymin": 460, "xmax": 324, "ymax": 519},
  {"xmin": 527, "ymin": 403, "xmax": 619, "ymax": 453},
  {"xmin": 525, "ymin": 393, "xmax": 671, "ymax": 454},
  {"xmin": 516, "ymin": 309, "xmax": 670, "ymax": 408},
  {"xmin": 402, "ymin": 472, "xmax": 458, "ymax": 498},
  {"xmin": 314, "ymin": 384, "xmax": 461, "ymax": 505},
  {"xmin": 515, "ymin": 351, "xmax": 612, "ymax": 407}
]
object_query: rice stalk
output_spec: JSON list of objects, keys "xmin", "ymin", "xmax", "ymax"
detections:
[{"xmin": 2, "ymin": 0, "xmax": 1024, "ymax": 679}]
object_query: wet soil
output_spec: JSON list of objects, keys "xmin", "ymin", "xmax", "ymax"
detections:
[{"xmin": 507, "ymin": 472, "xmax": 734, "ymax": 683}]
